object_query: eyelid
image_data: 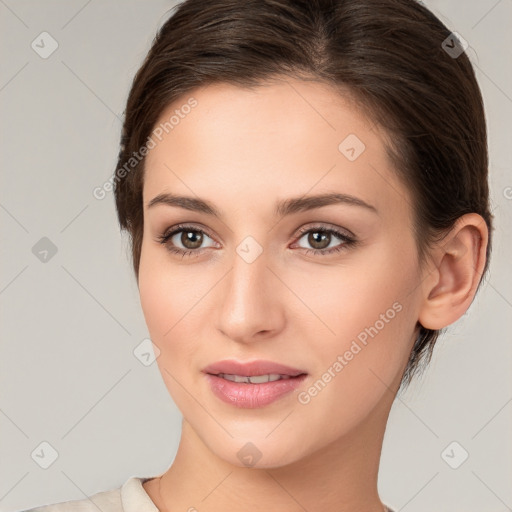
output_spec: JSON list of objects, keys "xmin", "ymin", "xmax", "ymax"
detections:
[
  {"xmin": 161, "ymin": 223, "xmax": 217, "ymax": 242},
  {"xmin": 293, "ymin": 222, "xmax": 356, "ymax": 240}
]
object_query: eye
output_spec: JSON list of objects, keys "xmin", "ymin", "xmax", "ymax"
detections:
[
  {"xmin": 293, "ymin": 225, "xmax": 357, "ymax": 256},
  {"xmin": 157, "ymin": 224, "xmax": 217, "ymax": 258},
  {"xmin": 156, "ymin": 223, "xmax": 357, "ymax": 258}
]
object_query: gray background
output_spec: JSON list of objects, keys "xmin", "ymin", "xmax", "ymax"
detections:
[{"xmin": 1, "ymin": 1, "xmax": 511, "ymax": 511}]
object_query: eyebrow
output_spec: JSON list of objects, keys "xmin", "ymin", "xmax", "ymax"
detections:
[{"xmin": 146, "ymin": 192, "xmax": 378, "ymax": 217}]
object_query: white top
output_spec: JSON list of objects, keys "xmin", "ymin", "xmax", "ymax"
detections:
[
  {"xmin": 22, "ymin": 477, "xmax": 158, "ymax": 512},
  {"xmin": 23, "ymin": 476, "xmax": 396, "ymax": 512}
]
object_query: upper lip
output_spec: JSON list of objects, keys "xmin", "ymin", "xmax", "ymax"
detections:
[{"xmin": 203, "ymin": 359, "xmax": 307, "ymax": 377}]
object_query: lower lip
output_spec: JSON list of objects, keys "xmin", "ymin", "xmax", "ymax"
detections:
[{"xmin": 204, "ymin": 373, "xmax": 307, "ymax": 408}]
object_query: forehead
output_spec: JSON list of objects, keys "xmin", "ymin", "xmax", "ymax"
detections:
[{"xmin": 143, "ymin": 79, "xmax": 410, "ymax": 220}]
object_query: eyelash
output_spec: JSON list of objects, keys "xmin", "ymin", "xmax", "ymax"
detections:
[{"xmin": 156, "ymin": 223, "xmax": 357, "ymax": 258}]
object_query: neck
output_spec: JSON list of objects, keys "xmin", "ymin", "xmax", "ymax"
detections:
[{"xmin": 150, "ymin": 398, "xmax": 392, "ymax": 512}]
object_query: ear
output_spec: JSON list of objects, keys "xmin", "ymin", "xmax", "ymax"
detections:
[{"xmin": 418, "ymin": 213, "xmax": 489, "ymax": 330}]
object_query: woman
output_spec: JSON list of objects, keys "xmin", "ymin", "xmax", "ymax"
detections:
[{"xmin": 24, "ymin": 0, "xmax": 492, "ymax": 510}]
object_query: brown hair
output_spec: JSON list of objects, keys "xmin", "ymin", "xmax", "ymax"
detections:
[{"xmin": 113, "ymin": 0, "xmax": 493, "ymax": 390}]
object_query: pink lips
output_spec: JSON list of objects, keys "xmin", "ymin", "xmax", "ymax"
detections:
[
  {"xmin": 202, "ymin": 359, "xmax": 308, "ymax": 409},
  {"xmin": 203, "ymin": 359, "xmax": 306, "ymax": 377}
]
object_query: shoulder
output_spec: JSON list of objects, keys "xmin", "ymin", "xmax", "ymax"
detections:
[
  {"xmin": 19, "ymin": 476, "xmax": 157, "ymax": 512},
  {"xmin": 20, "ymin": 486, "xmax": 121, "ymax": 512}
]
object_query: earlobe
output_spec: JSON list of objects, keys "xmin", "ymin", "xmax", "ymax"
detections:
[{"xmin": 418, "ymin": 214, "xmax": 488, "ymax": 330}]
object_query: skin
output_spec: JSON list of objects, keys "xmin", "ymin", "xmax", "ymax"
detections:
[{"xmin": 137, "ymin": 77, "xmax": 488, "ymax": 512}]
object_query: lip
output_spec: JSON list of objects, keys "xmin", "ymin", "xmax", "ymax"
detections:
[
  {"xmin": 202, "ymin": 359, "xmax": 308, "ymax": 409},
  {"xmin": 204, "ymin": 374, "xmax": 308, "ymax": 408},
  {"xmin": 202, "ymin": 359, "xmax": 307, "ymax": 377}
]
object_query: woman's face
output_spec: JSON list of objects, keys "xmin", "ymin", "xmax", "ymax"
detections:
[{"xmin": 139, "ymin": 78, "xmax": 425, "ymax": 467}]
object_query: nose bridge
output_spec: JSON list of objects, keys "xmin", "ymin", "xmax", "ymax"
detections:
[
  {"xmin": 216, "ymin": 234, "xmax": 281, "ymax": 341},
  {"xmin": 226, "ymin": 238, "xmax": 271, "ymax": 313}
]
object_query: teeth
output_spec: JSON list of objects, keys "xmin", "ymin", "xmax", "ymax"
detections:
[{"xmin": 218, "ymin": 373, "xmax": 291, "ymax": 383}]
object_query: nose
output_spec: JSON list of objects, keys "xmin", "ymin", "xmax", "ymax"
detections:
[{"xmin": 215, "ymin": 246, "xmax": 285, "ymax": 344}]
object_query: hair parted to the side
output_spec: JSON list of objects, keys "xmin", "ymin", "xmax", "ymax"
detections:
[{"xmin": 113, "ymin": 0, "xmax": 493, "ymax": 392}]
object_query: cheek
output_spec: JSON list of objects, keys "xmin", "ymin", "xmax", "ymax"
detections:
[
  {"xmin": 138, "ymin": 242, "xmax": 187, "ymax": 354},
  {"xmin": 138, "ymin": 242, "xmax": 211, "ymax": 362},
  {"xmin": 293, "ymin": 273, "xmax": 418, "ymax": 444},
  {"xmin": 305, "ymin": 242, "xmax": 420, "ymax": 385},
  {"xmin": 138, "ymin": 257, "xmax": 169, "ymax": 338},
  {"xmin": 138, "ymin": 246, "xmax": 202, "ymax": 406},
  {"xmin": 309, "ymin": 243, "xmax": 418, "ymax": 341}
]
